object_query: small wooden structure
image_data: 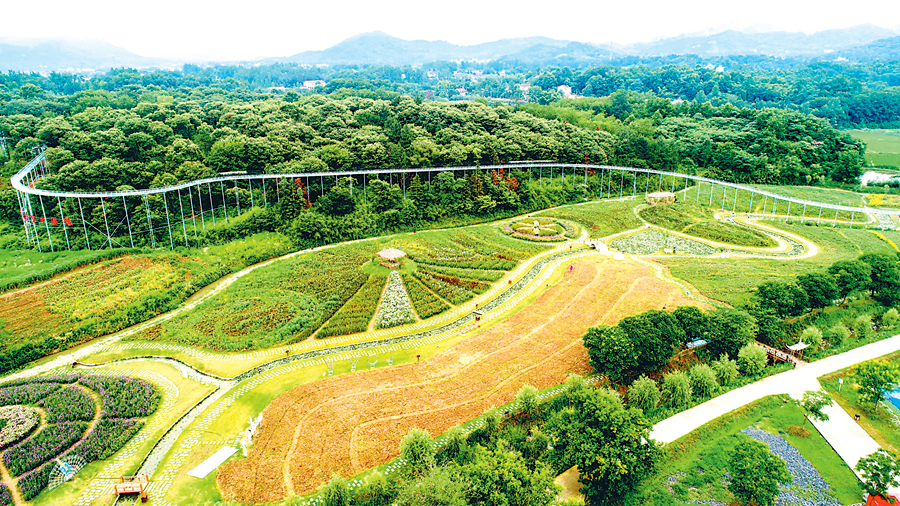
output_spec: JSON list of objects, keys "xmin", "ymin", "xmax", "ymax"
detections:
[
  {"xmin": 787, "ymin": 340, "xmax": 810, "ymax": 361},
  {"xmin": 646, "ymin": 191, "xmax": 676, "ymax": 205},
  {"xmin": 114, "ymin": 475, "xmax": 149, "ymax": 502},
  {"xmin": 376, "ymin": 248, "xmax": 407, "ymax": 269}
]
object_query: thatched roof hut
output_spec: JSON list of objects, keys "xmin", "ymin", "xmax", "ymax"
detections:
[{"xmin": 377, "ymin": 248, "xmax": 407, "ymax": 261}]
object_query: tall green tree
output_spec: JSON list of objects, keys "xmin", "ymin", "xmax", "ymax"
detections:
[
  {"xmin": 857, "ymin": 449, "xmax": 900, "ymax": 500},
  {"xmin": 828, "ymin": 260, "xmax": 872, "ymax": 304},
  {"xmin": 583, "ymin": 325, "xmax": 638, "ymax": 382},
  {"xmin": 547, "ymin": 385, "xmax": 661, "ymax": 506},
  {"xmin": 707, "ymin": 308, "xmax": 758, "ymax": 358},
  {"xmin": 728, "ymin": 438, "xmax": 791, "ymax": 506},
  {"xmin": 797, "ymin": 272, "xmax": 839, "ymax": 310}
]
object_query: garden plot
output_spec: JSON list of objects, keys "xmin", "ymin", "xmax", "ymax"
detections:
[
  {"xmin": 216, "ymin": 256, "xmax": 709, "ymax": 503},
  {"xmin": 129, "ymin": 226, "xmax": 547, "ymax": 352},
  {"xmin": 0, "ymin": 374, "xmax": 160, "ymax": 505},
  {"xmin": 610, "ymin": 229, "xmax": 719, "ymax": 256}
]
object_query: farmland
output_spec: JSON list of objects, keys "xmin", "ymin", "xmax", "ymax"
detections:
[
  {"xmin": 847, "ymin": 129, "xmax": 900, "ymax": 168},
  {"xmin": 216, "ymin": 256, "xmax": 710, "ymax": 502}
]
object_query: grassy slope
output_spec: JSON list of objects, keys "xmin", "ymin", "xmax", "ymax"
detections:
[
  {"xmin": 638, "ymin": 201, "xmax": 776, "ymax": 247},
  {"xmin": 847, "ymin": 129, "xmax": 900, "ymax": 167},
  {"xmin": 659, "ymin": 221, "xmax": 900, "ymax": 306},
  {"xmin": 535, "ymin": 199, "xmax": 643, "ymax": 238},
  {"xmin": 635, "ymin": 396, "xmax": 864, "ymax": 506}
]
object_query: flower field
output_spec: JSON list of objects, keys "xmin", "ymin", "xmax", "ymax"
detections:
[
  {"xmin": 400, "ymin": 273, "xmax": 449, "ymax": 319},
  {"xmin": 610, "ymin": 229, "xmax": 718, "ymax": 256},
  {"xmin": 217, "ymin": 257, "xmax": 710, "ymax": 502},
  {"xmin": 317, "ymin": 274, "xmax": 387, "ymax": 338},
  {"xmin": 374, "ymin": 272, "xmax": 416, "ymax": 329},
  {"xmin": 128, "ymin": 226, "xmax": 548, "ymax": 350},
  {"xmin": 0, "ymin": 374, "xmax": 160, "ymax": 504}
]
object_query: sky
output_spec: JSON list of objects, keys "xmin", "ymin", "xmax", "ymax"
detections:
[{"xmin": 3, "ymin": 0, "xmax": 900, "ymax": 61}]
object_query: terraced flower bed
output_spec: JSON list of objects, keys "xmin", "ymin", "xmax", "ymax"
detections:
[{"xmin": 0, "ymin": 374, "xmax": 161, "ymax": 504}]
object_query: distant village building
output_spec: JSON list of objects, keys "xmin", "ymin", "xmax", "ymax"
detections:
[
  {"xmin": 455, "ymin": 88, "xmax": 468, "ymax": 97},
  {"xmin": 427, "ymin": 70, "xmax": 439, "ymax": 79},
  {"xmin": 519, "ymin": 82, "xmax": 530, "ymax": 92},
  {"xmin": 302, "ymin": 80, "xmax": 326, "ymax": 89},
  {"xmin": 556, "ymin": 84, "xmax": 572, "ymax": 97}
]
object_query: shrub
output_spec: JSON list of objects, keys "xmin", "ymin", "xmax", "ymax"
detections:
[
  {"xmin": 516, "ymin": 384, "xmax": 539, "ymax": 417},
  {"xmin": 737, "ymin": 343, "xmax": 768, "ymax": 376},
  {"xmin": 661, "ymin": 371, "xmax": 692, "ymax": 408},
  {"xmin": 689, "ymin": 363, "xmax": 718, "ymax": 399},
  {"xmin": 882, "ymin": 308, "xmax": 899, "ymax": 329},
  {"xmin": 711, "ymin": 354, "xmax": 740, "ymax": 386},
  {"xmin": 400, "ymin": 428, "xmax": 434, "ymax": 478},
  {"xmin": 627, "ymin": 375, "xmax": 660, "ymax": 413},
  {"xmin": 320, "ymin": 474, "xmax": 351, "ymax": 506},
  {"xmin": 729, "ymin": 438, "xmax": 791, "ymax": 506},
  {"xmin": 798, "ymin": 326, "xmax": 823, "ymax": 350},
  {"xmin": 824, "ymin": 324, "xmax": 850, "ymax": 347},
  {"xmin": 853, "ymin": 314, "xmax": 874, "ymax": 340}
]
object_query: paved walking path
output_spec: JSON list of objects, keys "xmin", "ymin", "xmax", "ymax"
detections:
[{"xmin": 651, "ymin": 333, "xmax": 900, "ymax": 444}]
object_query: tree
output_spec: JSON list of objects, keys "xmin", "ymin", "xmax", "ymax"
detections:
[
  {"xmin": 400, "ymin": 428, "xmax": 435, "ymax": 478},
  {"xmin": 728, "ymin": 438, "xmax": 791, "ymax": 506},
  {"xmin": 860, "ymin": 253, "xmax": 900, "ymax": 307},
  {"xmin": 828, "ymin": 260, "xmax": 872, "ymax": 304},
  {"xmin": 857, "ymin": 449, "xmax": 900, "ymax": 500},
  {"xmin": 320, "ymin": 474, "xmax": 351, "ymax": 506},
  {"xmin": 797, "ymin": 272, "xmax": 839, "ymax": 310},
  {"xmin": 707, "ymin": 308, "xmax": 758, "ymax": 358},
  {"xmin": 627, "ymin": 375, "xmax": 660, "ymax": 413},
  {"xmin": 824, "ymin": 324, "xmax": 850, "ymax": 347},
  {"xmin": 617, "ymin": 310, "xmax": 683, "ymax": 372},
  {"xmin": 317, "ymin": 178, "xmax": 356, "ymax": 216},
  {"xmin": 854, "ymin": 360, "xmax": 900, "ymax": 407},
  {"xmin": 712, "ymin": 354, "xmax": 740, "ymax": 385},
  {"xmin": 394, "ymin": 467, "xmax": 467, "ymax": 506},
  {"xmin": 797, "ymin": 389, "xmax": 831, "ymax": 427},
  {"xmin": 546, "ymin": 386, "xmax": 661, "ymax": 506},
  {"xmin": 689, "ymin": 363, "xmax": 718, "ymax": 398},
  {"xmin": 737, "ymin": 343, "xmax": 768, "ymax": 376},
  {"xmin": 515, "ymin": 383, "xmax": 539, "ymax": 418},
  {"xmin": 797, "ymin": 326, "xmax": 823, "ymax": 351},
  {"xmin": 462, "ymin": 440, "xmax": 560, "ymax": 506},
  {"xmin": 854, "ymin": 314, "xmax": 874, "ymax": 340},
  {"xmin": 672, "ymin": 305, "xmax": 709, "ymax": 342},
  {"xmin": 884, "ymin": 308, "xmax": 900, "ymax": 329},
  {"xmin": 583, "ymin": 325, "xmax": 638, "ymax": 382},
  {"xmin": 753, "ymin": 281, "xmax": 809, "ymax": 318},
  {"xmin": 661, "ymin": 371, "xmax": 692, "ymax": 408}
]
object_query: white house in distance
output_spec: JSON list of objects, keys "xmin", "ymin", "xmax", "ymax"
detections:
[
  {"xmin": 427, "ymin": 70, "xmax": 439, "ymax": 79},
  {"xmin": 455, "ymin": 88, "xmax": 468, "ymax": 97},
  {"xmin": 557, "ymin": 84, "xmax": 572, "ymax": 97},
  {"xmin": 302, "ymin": 80, "xmax": 326, "ymax": 89}
]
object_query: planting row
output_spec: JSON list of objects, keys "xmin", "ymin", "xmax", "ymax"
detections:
[
  {"xmin": 413, "ymin": 270, "xmax": 477, "ymax": 305},
  {"xmin": 401, "ymin": 273, "xmax": 451, "ymax": 319},
  {"xmin": 374, "ymin": 272, "xmax": 417, "ymax": 329},
  {"xmin": 317, "ymin": 275, "xmax": 387, "ymax": 338}
]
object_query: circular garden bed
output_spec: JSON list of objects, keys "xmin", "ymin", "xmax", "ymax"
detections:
[
  {"xmin": 502, "ymin": 217, "xmax": 577, "ymax": 242},
  {"xmin": 0, "ymin": 374, "xmax": 160, "ymax": 504}
]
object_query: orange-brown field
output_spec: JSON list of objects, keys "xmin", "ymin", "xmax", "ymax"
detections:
[{"xmin": 217, "ymin": 257, "xmax": 710, "ymax": 502}]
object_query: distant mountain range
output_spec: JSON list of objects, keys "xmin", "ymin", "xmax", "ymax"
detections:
[{"xmin": 1, "ymin": 25, "xmax": 899, "ymax": 74}]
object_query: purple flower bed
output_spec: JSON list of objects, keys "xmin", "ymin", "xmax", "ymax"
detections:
[
  {"xmin": 72, "ymin": 419, "xmax": 143, "ymax": 461},
  {"xmin": 17, "ymin": 463, "xmax": 52, "ymax": 501},
  {"xmin": 78, "ymin": 376, "xmax": 161, "ymax": 418},
  {"xmin": 3, "ymin": 422, "xmax": 88, "ymax": 476},
  {"xmin": 0, "ymin": 482, "xmax": 12, "ymax": 506},
  {"xmin": 40, "ymin": 386, "xmax": 95, "ymax": 423},
  {"xmin": 0, "ymin": 383, "xmax": 61, "ymax": 406}
]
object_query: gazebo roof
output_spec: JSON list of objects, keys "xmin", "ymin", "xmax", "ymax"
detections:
[
  {"xmin": 377, "ymin": 248, "xmax": 407, "ymax": 261},
  {"xmin": 787, "ymin": 340, "xmax": 810, "ymax": 351}
]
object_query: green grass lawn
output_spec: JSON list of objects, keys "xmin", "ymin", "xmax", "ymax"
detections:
[
  {"xmin": 0, "ymin": 248, "xmax": 136, "ymax": 293},
  {"xmin": 659, "ymin": 220, "xmax": 900, "ymax": 306},
  {"xmin": 639, "ymin": 201, "xmax": 776, "ymax": 247},
  {"xmin": 634, "ymin": 396, "xmax": 864, "ymax": 506},
  {"xmin": 821, "ymin": 351, "xmax": 900, "ymax": 455},
  {"xmin": 847, "ymin": 129, "xmax": 900, "ymax": 168},
  {"xmin": 536, "ymin": 198, "xmax": 643, "ymax": 238}
]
